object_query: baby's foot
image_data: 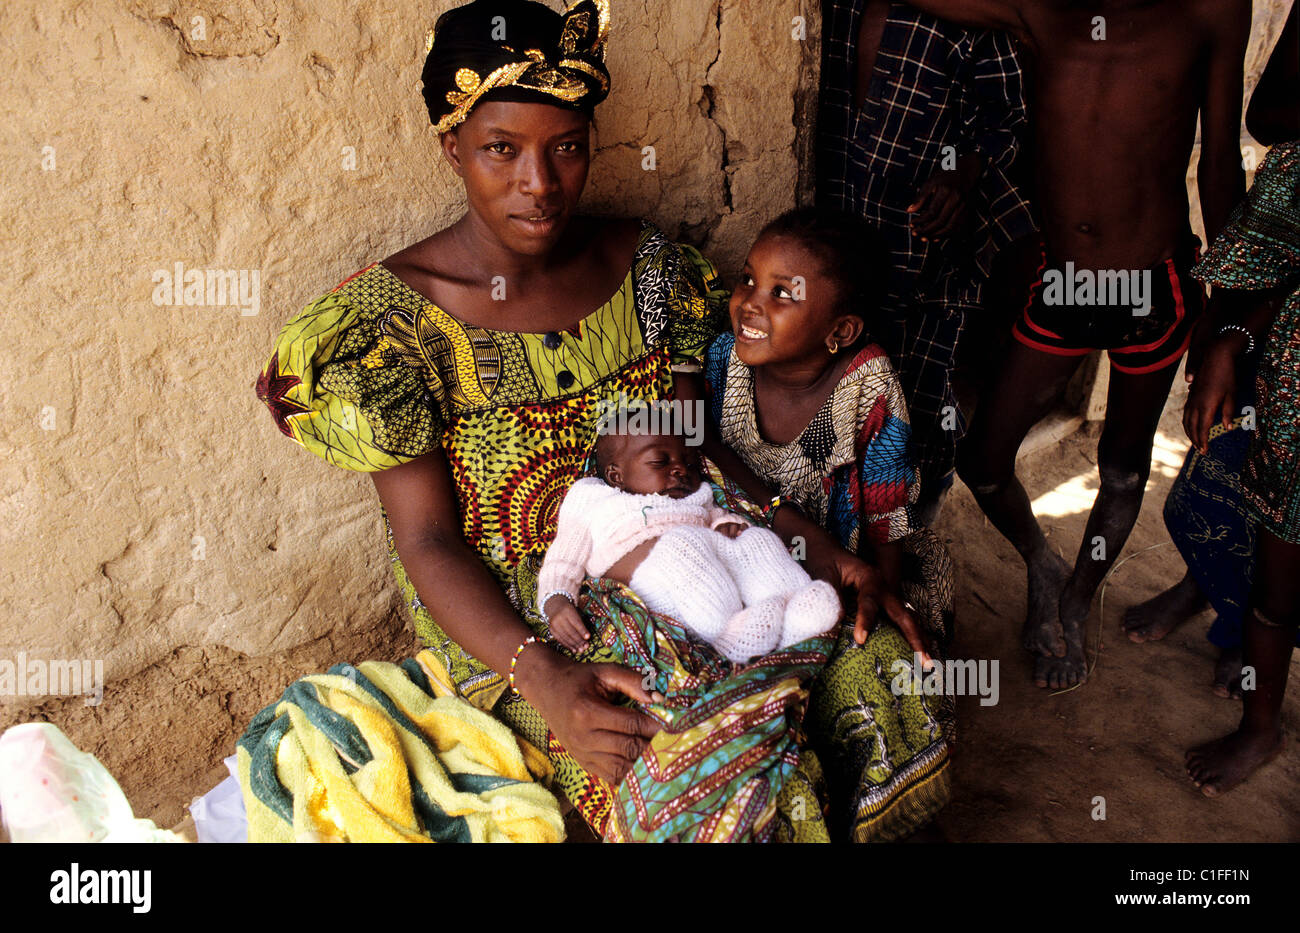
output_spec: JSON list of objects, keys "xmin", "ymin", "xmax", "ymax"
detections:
[
  {"xmin": 778, "ymin": 581, "xmax": 842, "ymax": 649},
  {"xmin": 713, "ymin": 597, "xmax": 784, "ymax": 664}
]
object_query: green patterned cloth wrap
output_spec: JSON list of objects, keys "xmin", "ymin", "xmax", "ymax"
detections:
[{"xmin": 583, "ymin": 576, "xmax": 833, "ymax": 842}]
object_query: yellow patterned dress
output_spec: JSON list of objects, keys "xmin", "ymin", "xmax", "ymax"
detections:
[{"xmin": 257, "ymin": 220, "xmax": 951, "ymax": 840}]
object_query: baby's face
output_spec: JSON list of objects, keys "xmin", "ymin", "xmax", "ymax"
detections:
[{"xmin": 607, "ymin": 433, "xmax": 701, "ymax": 498}]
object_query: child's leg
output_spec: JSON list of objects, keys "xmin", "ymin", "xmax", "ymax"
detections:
[
  {"xmin": 629, "ymin": 526, "xmax": 741, "ymax": 639},
  {"xmin": 715, "ymin": 526, "xmax": 813, "ymax": 604},
  {"xmin": 1186, "ymin": 527, "xmax": 1297, "ymax": 795},
  {"xmin": 956, "ymin": 338, "xmax": 1085, "ymax": 682},
  {"xmin": 1051, "ymin": 357, "xmax": 1182, "ymax": 688}
]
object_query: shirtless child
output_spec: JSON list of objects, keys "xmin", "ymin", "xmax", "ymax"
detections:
[
  {"xmin": 903, "ymin": 0, "xmax": 1250, "ymax": 689},
  {"xmin": 538, "ymin": 427, "xmax": 841, "ymax": 663}
]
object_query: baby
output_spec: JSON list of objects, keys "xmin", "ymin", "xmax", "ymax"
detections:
[{"xmin": 538, "ymin": 425, "xmax": 841, "ymax": 663}]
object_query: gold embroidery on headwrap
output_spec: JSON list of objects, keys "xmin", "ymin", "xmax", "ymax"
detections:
[
  {"xmin": 557, "ymin": 58, "xmax": 609, "ymax": 93},
  {"xmin": 444, "ymin": 60, "xmax": 535, "ymax": 113},
  {"xmin": 428, "ymin": 0, "xmax": 611, "ymax": 134},
  {"xmin": 558, "ymin": 13, "xmax": 589, "ymax": 53}
]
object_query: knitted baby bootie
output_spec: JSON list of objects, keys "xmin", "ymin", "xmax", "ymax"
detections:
[
  {"xmin": 719, "ymin": 526, "xmax": 814, "ymax": 604},
  {"xmin": 778, "ymin": 581, "xmax": 841, "ymax": 649},
  {"xmin": 711, "ymin": 596, "xmax": 786, "ymax": 664}
]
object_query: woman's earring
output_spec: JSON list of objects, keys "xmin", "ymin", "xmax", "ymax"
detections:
[{"xmin": 828, "ymin": 339, "xmax": 838, "ymax": 355}]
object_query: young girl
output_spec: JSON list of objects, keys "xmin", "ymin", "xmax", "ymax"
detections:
[{"xmin": 704, "ymin": 208, "xmax": 946, "ymax": 636}]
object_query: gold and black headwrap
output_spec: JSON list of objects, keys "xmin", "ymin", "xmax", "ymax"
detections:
[{"xmin": 421, "ymin": 0, "xmax": 611, "ymax": 134}]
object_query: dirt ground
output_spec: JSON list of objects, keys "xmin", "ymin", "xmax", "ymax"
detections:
[
  {"xmin": 3, "ymin": 376, "xmax": 1296, "ymax": 841},
  {"xmin": 935, "ymin": 379, "xmax": 1300, "ymax": 842},
  {"xmin": 0, "ymin": 595, "xmax": 414, "ymax": 829}
]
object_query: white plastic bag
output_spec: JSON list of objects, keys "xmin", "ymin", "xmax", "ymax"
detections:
[{"xmin": 0, "ymin": 723, "xmax": 183, "ymax": 843}]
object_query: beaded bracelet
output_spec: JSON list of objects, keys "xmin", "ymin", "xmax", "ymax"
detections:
[
  {"xmin": 1218, "ymin": 324, "xmax": 1256, "ymax": 356},
  {"xmin": 508, "ymin": 635, "xmax": 540, "ymax": 696},
  {"xmin": 760, "ymin": 494, "xmax": 784, "ymax": 523}
]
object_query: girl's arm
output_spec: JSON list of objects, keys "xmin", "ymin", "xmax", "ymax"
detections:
[
  {"xmin": 1184, "ymin": 286, "xmax": 1286, "ymax": 453},
  {"xmin": 371, "ymin": 450, "xmax": 660, "ymax": 785},
  {"xmin": 863, "ymin": 537, "xmax": 904, "ymax": 602}
]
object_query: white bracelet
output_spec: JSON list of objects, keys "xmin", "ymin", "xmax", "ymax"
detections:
[
  {"xmin": 539, "ymin": 591, "xmax": 576, "ymax": 620},
  {"xmin": 1218, "ymin": 324, "xmax": 1255, "ymax": 356}
]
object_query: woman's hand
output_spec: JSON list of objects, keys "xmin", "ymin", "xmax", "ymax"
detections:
[
  {"xmin": 1183, "ymin": 334, "xmax": 1242, "ymax": 454},
  {"xmin": 517, "ymin": 647, "xmax": 664, "ymax": 787},
  {"xmin": 373, "ymin": 452, "xmax": 662, "ymax": 787}
]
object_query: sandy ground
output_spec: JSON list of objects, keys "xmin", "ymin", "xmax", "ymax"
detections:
[
  {"xmin": 3, "ymin": 376, "xmax": 1296, "ymax": 841},
  {"xmin": 935, "ymin": 379, "xmax": 1300, "ymax": 842}
]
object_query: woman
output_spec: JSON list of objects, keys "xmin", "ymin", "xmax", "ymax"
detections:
[{"xmin": 256, "ymin": 0, "xmax": 949, "ymax": 840}]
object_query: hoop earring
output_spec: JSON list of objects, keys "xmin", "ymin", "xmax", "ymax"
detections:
[{"xmin": 828, "ymin": 339, "xmax": 838, "ymax": 354}]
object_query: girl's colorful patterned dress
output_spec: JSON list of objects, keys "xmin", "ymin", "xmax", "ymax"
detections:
[
  {"xmin": 1193, "ymin": 139, "xmax": 1300, "ymax": 545},
  {"xmin": 257, "ymin": 221, "xmax": 950, "ymax": 841}
]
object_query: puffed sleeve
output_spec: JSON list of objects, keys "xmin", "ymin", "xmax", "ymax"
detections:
[
  {"xmin": 634, "ymin": 224, "xmax": 730, "ymax": 370},
  {"xmin": 702, "ymin": 332, "xmax": 734, "ymax": 429},
  {"xmin": 255, "ymin": 278, "xmax": 446, "ymax": 472},
  {"xmin": 1193, "ymin": 141, "xmax": 1300, "ymax": 289},
  {"xmin": 853, "ymin": 355, "xmax": 920, "ymax": 546}
]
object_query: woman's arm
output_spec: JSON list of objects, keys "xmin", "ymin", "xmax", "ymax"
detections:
[{"xmin": 371, "ymin": 450, "xmax": 661, "ymax": 785}]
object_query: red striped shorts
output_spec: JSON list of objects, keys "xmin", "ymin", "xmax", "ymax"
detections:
[{"xmin": 1011, "ymin": 234, "xmax": 1206, "ymax": 375}]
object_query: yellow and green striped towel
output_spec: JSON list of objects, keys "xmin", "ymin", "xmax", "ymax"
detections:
[{"xmin": 236, "ymin": 652, "xmax": 562, "ymax": 843}]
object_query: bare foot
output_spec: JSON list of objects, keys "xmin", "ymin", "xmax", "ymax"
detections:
[
  {"xmin": 1036, "ymin": 576, "xmax": 1090, "ymax": 689},
  {"xmin": 1123, "ymin": 573, "xmax": 1207, "ymax": 643},
  {"xmin": 1212, "ymin": 645, "xmax": 1245, "ymax": 699},
  {"xmin": 1023, "ymin": 550, "xmax": 1071, "ymax": 659},
  {"xmin": 1185, "ymin": 727, "xmax": 1285, "ymax": 797}
]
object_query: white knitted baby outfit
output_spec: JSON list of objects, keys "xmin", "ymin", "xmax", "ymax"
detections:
[{"xmin": 538, "ymin": 478, "xmax": 840, "ymax": 662}]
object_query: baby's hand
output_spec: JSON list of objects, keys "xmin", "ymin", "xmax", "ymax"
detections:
[
  {"xmin": 545, "ymin": 595, "xmax": 590, "ymax": 653},
  {"xmin": 715, "ymin": 522, "xmax": 748, "ymax": 539}
]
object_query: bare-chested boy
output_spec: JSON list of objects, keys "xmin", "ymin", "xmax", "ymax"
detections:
[{"xmin": 905, "ymin": 0, "xmax": 1251, "ymax": 688}]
